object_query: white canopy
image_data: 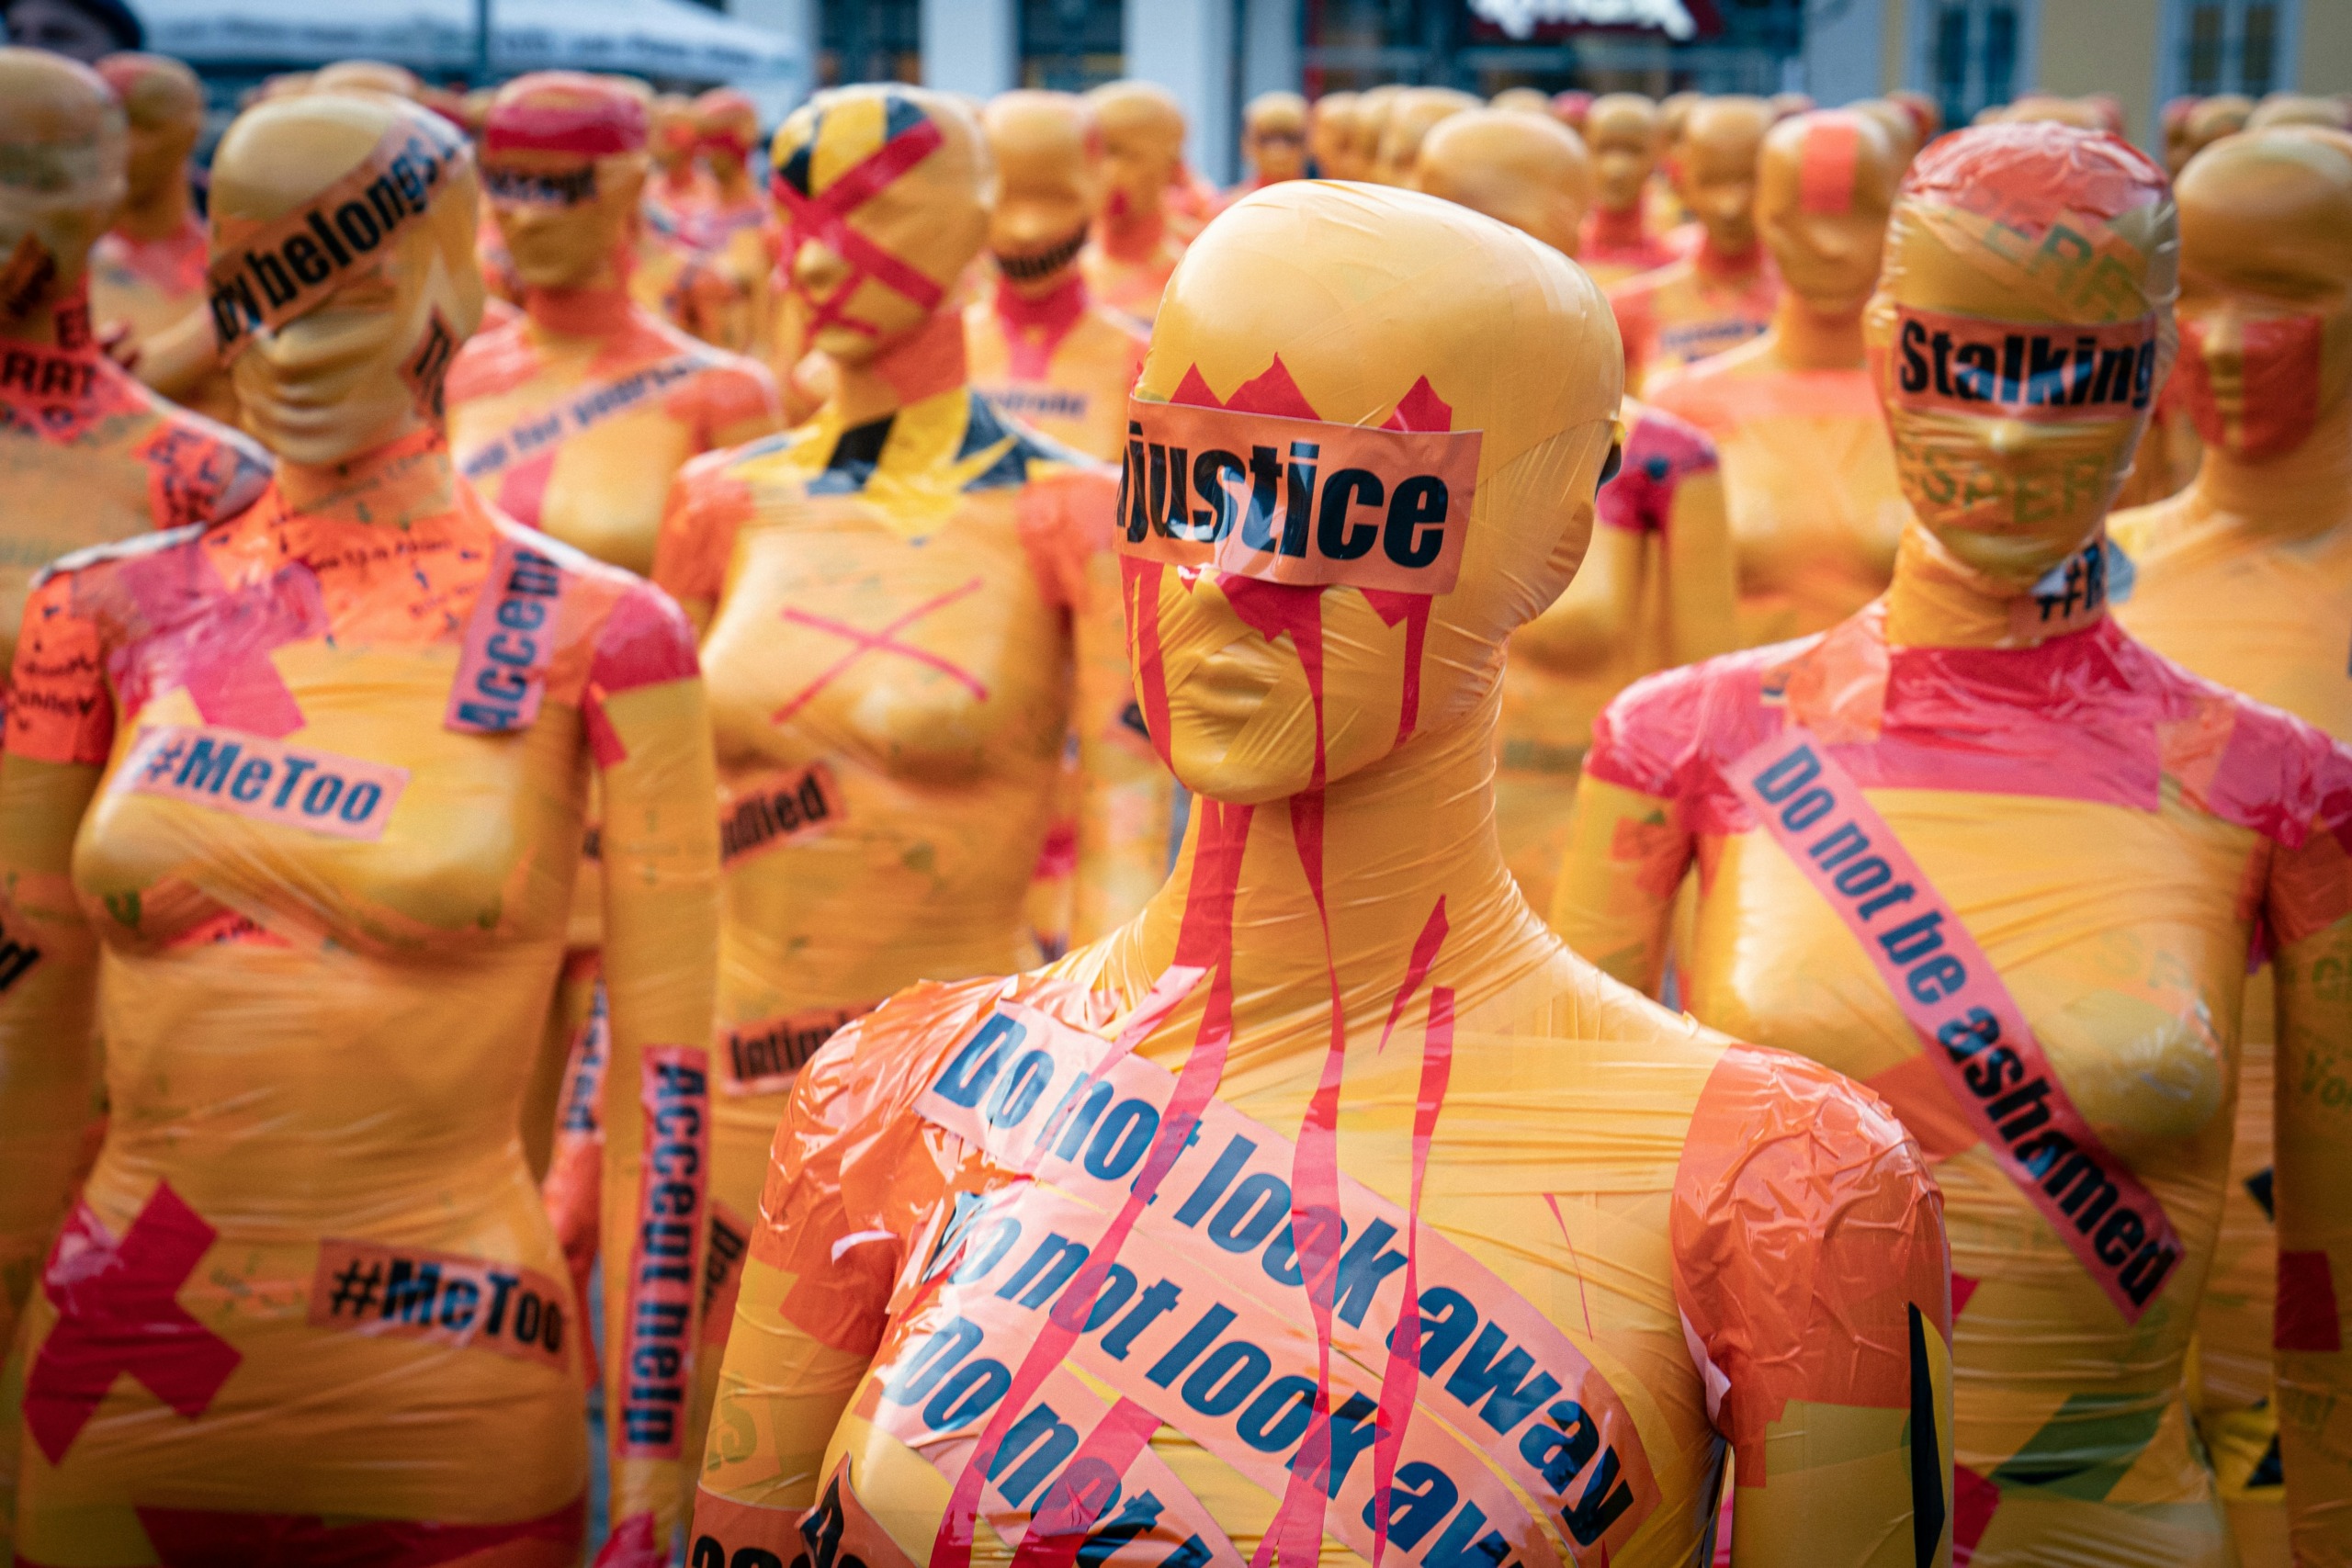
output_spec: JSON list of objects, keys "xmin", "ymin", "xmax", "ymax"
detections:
[{"xmin": 142, "ymin": 0, "xmax": 808, "ymax": 106}]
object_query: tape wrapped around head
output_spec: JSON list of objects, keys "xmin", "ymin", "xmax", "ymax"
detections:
[
  {"xmin": 484, "ymin": 72, "xmax": 649, "ymax": 158},
  {"xmin": 207, "ymin": 107, "xmax": 470, "ymax": 356}
]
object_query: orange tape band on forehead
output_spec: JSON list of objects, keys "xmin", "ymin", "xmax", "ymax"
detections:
[
  {"xmin": 1799, "ymin": 118, "xmax": 1861, "ymax": 214},
  {"xmin": 1114, "ymin": 399, "xmax": 1483, "ymax": 595},
  {"xmin": 208, "ymin": 117, "xmax": 468, "ymax": 357}
]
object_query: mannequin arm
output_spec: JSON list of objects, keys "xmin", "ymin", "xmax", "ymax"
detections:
[
  {"xmin": 1549, "ymin": 774, "xmax": 1690, "ymax": 994},
  {"xmin": 0, "ymin": 755, "xmax": 104, "ymax": 1359},
  {"xmin": 591, "ymin": 595, "xmax": 722, "ymax": 1563},
  {"xmin": 1677, "ymin": 1048, "xmax": 1953, "ymax": 1568},
  {"xmin": 2271, "ymin": 905, "xmax": 2352, "ymax": 1564},
  {"xmin": 1660, "ymin": 467, "xmax": 1737, "ymax": 667},
  {"xmin": 692, "ymin": 1024, "xmax": 911, "ymax": 1559},
  {"xmin": 653, "ymin": 455, "xmax": 756, "ymax": 639},
  {"xmin": 1514, "ymin": 523, "xmax": 1649, "ymax": 675}
]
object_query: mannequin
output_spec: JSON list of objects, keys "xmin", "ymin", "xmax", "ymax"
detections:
[
  {"xmin": 445, "ymin": 73, "xmax": 778, "ymax": 1266},
  {"xmin": 85, "ymin": 55, "xmax": 223, "ymax": 412},
  {"xmin": 654, "ymin": 82, "xmax": 1097, "ymax": 1465},
  {"xmin": 1555, "ymin": 122, "xmax": 2352, "ymax": 1567},
  {"xmin": 967, "ymin": 92, "xmax": 1146, "ymax": 463},
  {"xmin": 1578, "ymin": 94, "xmax": 1677, "ymax": 288},
  {"xmin": 688, "ymin": 178, "xmax": 1952, "ymax": 1568},
  {"xmin": 1490, "ymin": 85, "xmax": 1554, "ymax": 118},
  {"xmin": 0, "ymin": 50, "xmax": 268, "ymax": 703},
  {"xmin": 1083, "ymin": 81, "xmax": 1188, "ymax": 328},
  {"xmin": 1227, "ymin": 90, "xmax": 1307, "ymax": 209},
  {"xmin": 309, "ymin": 57, "xmax": 422, "ymax": 98},
  {"xmin": 2250, "ymin": 95, "xmax": 2352, "ymax": 131},
  {"xmin": 2184, "ymin": 95, "xmax": 2253, "ymax": 161},
  {"xmin": 1374, "ymin": 85, "xmax": 1476, "ymax": 186},
  {"xmin": 964, "ymin": 90, "xmax": 1169, "ymax": 953},
  {"xmin": 1887, "ymin": 90, "xmax": 1941, "ymax": 146},
  {"xmin": 1645, "ymin": 90, "xmax": 1700, "ymax": 236},
  {"xmin": 1610, "ymin": 96, "xmax": 1779, "ymax": 391},
  {"xmin": 1851, "ymin": 97, "xmax": 1925, "ymax": 169},
  {"xmin": 647, "ymin": 91, "xmax": 716, "ymax": 239},
  {"xmin": 1308, "ymin": 89, "xmax": 1359, "ymax": 178},
  {"xmin": 450, "ymin": 73, "xmax": 782, "ymax": 572},
  {"xmin": 1417, "ymin": 107, "xmax": 1735, "ymax": 913},
  {"xmin": 1349, "ymin": 83, "xmax": 1406, "ymax": 186},
  {"xmin": 0, "ymin": 86, "xmax": 720, "ymax": 1568},
  {"xmin": 2109, "ymin": 126, "xmax": 2352, "ymax": 1568},
  {"xmin": 1646, "ymin": 110, "xmax": 1905, "ymax": 647},
  {"xmin": 688, "ymin": 86, "xmax": 782, "ymax": 356},
  {"xmin": 1554, "ymin": 89, "xmax": 1592, "ymax": 135}
]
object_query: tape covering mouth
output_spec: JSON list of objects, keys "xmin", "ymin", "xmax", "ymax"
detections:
[{"xmin": 994, "ymin": 228, "xmax": 1087, "ymax": 282}]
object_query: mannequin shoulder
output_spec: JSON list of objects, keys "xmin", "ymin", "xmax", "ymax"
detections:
[
  {"xmin": 961, "ymin": 390, "xmax": 1113, "ymax": 492},
  {"xmin": 2104, "ymin": 491, "xmax": 2199, "ymax": 569},
  {"xmin": 484, "ymin": 516, "xmax": 699, "ymax": 687},
  {"xmin": 788, "ymin": 974, "xmax": 1046, "ymax": 1139},
  {"xmin": 2131, "ymin": 635, "xmax": 2352, "ymax": 848},
  {"xmin": 1586, "ymin": 637, "xmax": 1814, "ymax": 799},
  {"xmin": 123, "ymin": 374, "xmax": 275, "ymax": 527}
]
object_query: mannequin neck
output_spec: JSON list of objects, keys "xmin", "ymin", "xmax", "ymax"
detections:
[
  {"xmin": 996, "ymin": 267, "xmax": 1086, "ymax": 327},
  {"xmin": 524, "ymin": 278, "xmax": 634, "ymax": 338},
  {"xmin": 277, "ymin": 424, "xmax": 458, "ymax": 529},
  {"xmin": 1131, "ymin": 690, "xmax": 1535, "ymax": 1026},
  {"xmin": 1765, "ymin": 289, "xmax": 1865, "ymax": 369},
  {"xmin": 1, "ymin": 282, "xmax": 94, "ymax": 351},
  {"xmin": 708, "ymin": 155, "xmax": 754, "ymax": 202},
  {"xmin": 1884, "ymin": 521, "xmax": 2109, "ymax": 649},
  {"xmin": 1098, "ymin": 203, "xmax": 1168, "ymax": 263},
  {"xmin": 655, "ymin": 162, "xmax": 699, "ymax": 195},
  {"xmin": 831, "ymin": 308, "xmax": 968, "ymax": 429},
  {"xmin": 1694, "ymin": 227, "xmax": 1758, "ymax": 275},
  {"xmin": 115, "ymin": 169, "xmax": 196, "ymax": 243},
  {"xmin": 2191, "ymin": 405, "xmax": 2352, "ymax": 538},
  {"xmin": 1588, "ymin": 202, "xmax": 1649, "ymax": 247}
]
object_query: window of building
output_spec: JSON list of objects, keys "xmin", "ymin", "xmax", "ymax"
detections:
[
  {"xmin": 1021, "ymin": 0, "xmax": 1124, "ymax": 91},
  {"xmin": 2174, "ymin": 0, "xmax": 2287, "ymax": 96},
  {"xmin": 820, "ymin": 0, "xmax": 920, "ymax": 86},
  {"xmin": 1922, "ymin": 0, "xmax": 2028, "ymax": 129}
]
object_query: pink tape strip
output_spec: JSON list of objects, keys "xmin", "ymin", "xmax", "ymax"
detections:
[
  {"xmin": 1726, "ymin": 726, "xmax": 2183, "ymax": 1319},
  {"xmin": 447, "ymin": 530, "xmax": 566, "ymax": 736},
  {"xmin": 615, "ymin": 1045, "xmax": 709, "ymax": 1459}
]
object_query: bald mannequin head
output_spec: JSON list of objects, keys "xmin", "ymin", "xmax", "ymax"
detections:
[
  {"xmin": 1087, "ymin": 79, "xmax": 1184, "ymax": 227},
  {"xmin": 1376, "ymin": 86, "xmax": 1477, "ymax": 186},
  {"xmin": 2250, "ymin": 95, "xmax": 2352, "ymax": 132},
  {"xmin": 1309, "ymin": 91, "xmax": 1358, "ymax": 178},
  {"xmin": 981, "ymin": 90, "xmax": 1101, "ymax": 297},
  {"xmin": 1675, "ymin": 96, "xmax": 1772, "ymax": 255},
  {"xmin": 311, "ymin": 60, "xmax": 423, "ymax": 99},
  {"xmin": 2175, "ymin": 128, "xmax": 2352, "ymax": 460},
  {"xmin": 481, "ymin": 72, "xmax": 649, "ymax": 293},
  {"xmin": 1415, "ymin": 108, "xmax": 1592, "ymax": 258},
  {"xmin": 1850, "ymin": 97, "xmax": 1923, "ymax": 168},
  {"xmin": 1241, "ymin": 90, "xmax": 1307, "ymax": 185},
  {"xmin": 0, "ymin": 47, "xmax": 124, "ymax": 331},
  {"xmin": 1758, "ymin": 109, "xmax": 1901, "ymax": 315},
  {"xmin": 1489, "ymin": 86, "xmax": 1553, "ymax": 119},
  {"xmin": 96, "ymin": 52, "xmax": 201, "ymax": 216},
  {"xmin": 1585, "ymin": 94, "xmax": 1658, "ymax": 216},
  {"xmin": 209, "ymin": 92, "xmax": 481, "ymax": 461}
]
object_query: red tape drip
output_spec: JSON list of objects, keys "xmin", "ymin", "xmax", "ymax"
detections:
[{"xmin": 773, "ymin": 118, "xmax": 949, "ymax": 339}]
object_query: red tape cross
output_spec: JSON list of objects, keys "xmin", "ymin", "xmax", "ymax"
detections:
[
  {"xmin": 772, "ymin": 117, "xmax": 948, "ymax": 339},
  {"xmin": 773, "ymin": 577, "xmax": 989, "ymax": 725},
  {"xmin": 26, "ymin": 1181, "xmax": 242, "ymax": 1463}
]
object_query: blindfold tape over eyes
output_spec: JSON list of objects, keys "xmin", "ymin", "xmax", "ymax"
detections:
[
  {"xmin": 1887, "ymin": 305, "xmax": 2161, "ymax": 421},
  {"xmin": 483, "ymin": 163, "xmax": 599, "ymax": 208},
  {"xmin": 208, "ymin": 116, "xmax": 469, "ymax": 358},
  {"xmin": 1114, "ymin": 398, "xmax": 1483, "ymax": 595}
]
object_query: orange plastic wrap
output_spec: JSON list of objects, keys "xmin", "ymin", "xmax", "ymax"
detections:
[
  {"xmin": 693, "ymin": 180, "xmax": 1953, "ymax": 1568},
  {"xmin": 1555, "ymin": 121, "xmax": 2352, "ymax": 1567},
  {"xmin": 1646, "ymin": 111, "xmax": 1906, "ymax": 648},
  {"xmin": 653, "ymin": 84, "xmax": 1102, "ymax": 1466},
  {"xmin": 2109, "ymin": 125, "xmax": 2352, "ymax": 1567},
  {"xmin": 1608, "ymin": 98, "xmax": 1780, "ymax": 392},
  {"xmin": 1578, "ymin": 96, "xmax": 1678, "ymax": 289},
  {"xmin": 0, "ymin": 90, "xmax": 720, "ymax": 1568}
]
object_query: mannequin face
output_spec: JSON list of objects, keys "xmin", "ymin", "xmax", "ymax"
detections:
[
  {"xmin": 1675, "ymin": 98, "xmax": 1771, "ymax": 254},
  {"xmin": 982, "ymin": 92, "xmax": 1100, "ymax": 298},
  {"xmin": 0, "ymin": 48, "xmax": 123, "ymax": 326},
  {"xmin": 1089, "ymin": 83, "xmax": 1182, "ymax": 225},
  {"xmin": 773, "ymin": 85, "xmax": 988, "ymax": 364},
  {"xmin": 1758, "ymin": 111, "xmax": 1898, "ymax": 317},
  {"xmin": 481, "ymin": 74, "xmax": 648, "ymax": 293},
  {"xmin": 651, "ymin": 96, "xmax": 698, "ymax": 175},
  {"xmin": 1585, "ymin": 96, "xmax": 1657, "ymax": 215},
  {"xmin": 1415, "ymin": 109, "xmax": 1591, "ymax": 259},
  {"xmin": 1242, "ymin": 93, "xmax": 1307, "ymax": 185},
  {"xmin": 696, "ymin": 88, "xmax": 759, "ymax": 182},
  {"xmin": 210, "ymin": 94, "xmax": 483, "ymax": 465},
  {"xmin": 1308, "ymin": 93, "xmax": 1357, "ymax": 179},
  {"xmin": 1125, "ymin": 183, "xmax": 1620, "ymax": 801},
  {"xmin": 1375, "ymin": 90, "xmax": 1473, "ymax": 187},
  {"xmin": 2174, "ymin": 130, "xmax": 2352, "ymax": 461},
  {"xmin": 1866, "ymin": 123, "xmax": 2177, "ymax": 584},
  {"xmin": 96, "ymin": 54, "xmax": 203, "ymax": 211},
  {"xmin": 1350, "ymin": 85, "xmax": 1404, "ymax": 181}
]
